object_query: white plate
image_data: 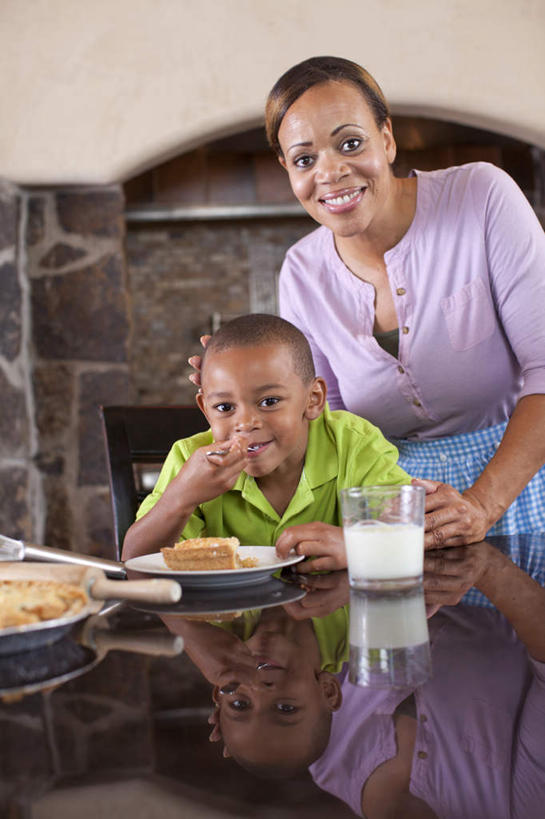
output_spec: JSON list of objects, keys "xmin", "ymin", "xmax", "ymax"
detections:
[{"xmin": 124, "ymin": 546, "xmax": 304, "ymax": 588}]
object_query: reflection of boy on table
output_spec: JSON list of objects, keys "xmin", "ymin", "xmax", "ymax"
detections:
[
  {"xmin": 162, "ymin": 590, "xmax": 349, "ymax": 775},
  {"xmin": 122, "ymin": 314, "xmax": 409, "ymax": 564},
  {"xmin": 310, "ymin": 542, "xmax": 545, "ymax": 819}
]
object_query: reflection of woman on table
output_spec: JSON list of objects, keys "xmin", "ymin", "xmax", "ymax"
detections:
[
  {"xmin": 265, "ymin": 56, "xmax": 545, "ymax": 549},
  {"xmin": 310, "ymin": 541, "xmax": 545, "ymax": 818}
]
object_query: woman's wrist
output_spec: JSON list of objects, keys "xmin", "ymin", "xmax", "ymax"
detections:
[
  {"xmin": 473, "ymin": 541, "xmax": 506, "ymax": 595},
  {"xmin": 462, "ymin": 483, "xmax": 505, "ymax": 533}
]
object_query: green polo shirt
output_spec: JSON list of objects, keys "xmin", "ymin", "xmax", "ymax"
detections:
[
  {"xmin": 215, "ymin": 604, "xmax": 350, "ymax": 673},
  {"xmin": 136, "ymin": 404, "xmax": 410, "ymax": 543}
]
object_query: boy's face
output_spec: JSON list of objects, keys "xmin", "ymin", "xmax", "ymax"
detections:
[
  {"xmin": 213, "ymin": 640, "xmax": 341, "ymax": 768},
  {"xmin": 197, "ymin": 344, "xmax": 326, "ymax": 480}
]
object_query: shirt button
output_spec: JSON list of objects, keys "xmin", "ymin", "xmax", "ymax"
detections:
[
  {"xmin": 417, "ymin": 751, "xmax": 428, "ymax": 759},
  {"xmin": 396, "ymin": 287, "xmax": 406, "ymax": 296},
  {"xmin": 413, "ymin": 399, "xmax": 422, "ymax": 407},
  {"xmin": 439, "ymin": 453, "xmax": 447, "ymax": 462},
  {"xmin": 397, "ymin": 365, "xmax": 405, "ymax": 374},
  {"xmin": 402, "ymin": 326, "xmax": 410, "ymax": 334}
]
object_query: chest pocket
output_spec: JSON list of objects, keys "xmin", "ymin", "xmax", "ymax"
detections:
[{"xmin": 440, "ymin": 277, "xmax": 496, "ymax": 352}]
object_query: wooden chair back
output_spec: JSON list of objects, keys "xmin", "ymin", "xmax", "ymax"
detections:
[{"xmin": 100, "ymin": 405, "xmax": 208, "ymax": 558}]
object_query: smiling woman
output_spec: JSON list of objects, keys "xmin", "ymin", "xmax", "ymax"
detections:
[{"xmin": 266, "ymin": 55, "xmax": 545, "ymax": 557}]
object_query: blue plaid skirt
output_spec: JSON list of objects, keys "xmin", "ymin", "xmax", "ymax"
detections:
[{"xmin": 390, "ymin": 422, "xmax": 545, "ymax": 607}]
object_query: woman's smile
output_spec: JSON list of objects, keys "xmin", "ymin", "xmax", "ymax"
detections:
[{"xmin": 319, "ymin": 185, "xmax": 367, "ymax": 213}]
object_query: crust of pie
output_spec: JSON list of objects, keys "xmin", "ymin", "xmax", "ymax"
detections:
[{"xmin": 0, "ymin": 580, "xmax": 88, "ymax": 629}]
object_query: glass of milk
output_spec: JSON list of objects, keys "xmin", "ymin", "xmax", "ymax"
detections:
[
  {"xmin": 341, "ymin": 485, "xmax": 431, "ymax": 687},
  {"xmin": 340, "ymin": 485, "xmax": 425, "ymax": 589}
]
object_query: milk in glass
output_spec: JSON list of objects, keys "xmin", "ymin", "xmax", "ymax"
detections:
[{"xmin": 344, "ymin": 521, "xmax": 424, "ymax": 586}]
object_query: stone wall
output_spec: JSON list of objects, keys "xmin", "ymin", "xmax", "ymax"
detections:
[
  {"xmin": 0, "ymin": 174, "xmax": 312, "ymax": 559},
  {"xmin": 126, "ymin": 217, "xmax": 313, "ymax": 404},
  {"xmin": 0, "ymin": 179, "xmax": 35, "ymax": 542},
  {"xmin": 0, "ymin": 183, "xmax": 130, "ymax": 558}
]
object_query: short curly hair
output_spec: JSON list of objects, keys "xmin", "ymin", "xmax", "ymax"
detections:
[{"xmin": 203, "ymin": 313, "xmax": 315, "ymax": 385}]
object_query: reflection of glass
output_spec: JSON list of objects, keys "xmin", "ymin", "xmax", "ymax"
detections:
[
  {"xmin": 341, "ymin": 485, "xmax": 430, "ymax": 687},
  {"xmin": 341, "ymin": 485, "xmax": 425, "ymax": 588},
  {"xmin": 349, "ymin": 586, "xmax": 431, "ymax": 687}
]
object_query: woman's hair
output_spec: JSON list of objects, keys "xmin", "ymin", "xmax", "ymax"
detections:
[{"xmin": 265, "ymin": 56, "xmax": 390, "ymax": 157}]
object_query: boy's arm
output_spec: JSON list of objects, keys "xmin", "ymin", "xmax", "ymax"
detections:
[{"xmin": 122, "ymin": 437, "xmax": 248, "ymax": 561}]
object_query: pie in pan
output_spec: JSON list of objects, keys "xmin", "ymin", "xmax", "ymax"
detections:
[
  {"xmin": 0, "ymin": 580, "xmax": 88, "ymax": 629},
  {"xmin": 161, "ymin": 537, "xmax": 258, "ymax": 571}
]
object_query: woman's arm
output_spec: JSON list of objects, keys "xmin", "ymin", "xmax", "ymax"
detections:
[
  {"xmin": 419, "ymin": 394, "xmax": 545, "ymax": 548},
  {"xmin": 424, "ymin": 539, "xmax": 545, "ymax": 660}
]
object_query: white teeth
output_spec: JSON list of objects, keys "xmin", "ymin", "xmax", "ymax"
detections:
[
  {"xmin": 248, "ymin": 444, "xmax": 260, "ymax": 451},
  {"xmin": 325, "ymin": 189, "xmax": 361, "ymax": 206}
]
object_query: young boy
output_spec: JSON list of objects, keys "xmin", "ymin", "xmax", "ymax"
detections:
[
  {"xmin": 122, "ymin": 314, "xmax": 410, "ymax": 564},
  {"xmin": 162, "ymin": 602, "xmax": 347, "ymax": 777}
]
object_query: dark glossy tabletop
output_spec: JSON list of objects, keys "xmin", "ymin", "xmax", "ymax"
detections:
[{"xmin": 1, "ymin": 535, "xmax": 544, "ymax": 819}]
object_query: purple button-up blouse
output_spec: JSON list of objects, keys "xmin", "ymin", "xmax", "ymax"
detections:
[{"xmin": 279, "ymin": 163, "xmax": 545, "ymax": 440}]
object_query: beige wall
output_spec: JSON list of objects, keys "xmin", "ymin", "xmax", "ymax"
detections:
[{"xmin": 1, "ymin": 0, "xmax": 544, "ymax": 185}]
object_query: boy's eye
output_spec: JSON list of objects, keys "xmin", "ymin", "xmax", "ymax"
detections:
[
  {"xmin": 259, "ymin": 397, "xmax": 280, "ymax": 408},
  {"xmin": 214, "ymin": 402, "xmax": 234, "ymax": 413},
  {"xmin": 293, "ymin": 154, "xmax": 314, "ymax": 169},
  {"xmin": 230, "ymin": 699, "xmax": 251, "ymax": 711},
  {"xmin": 276, "ymin": 703, "xmax": 297, "ymax": 713},
  {"xmin": 341, "ymin": 137, "xmax": 362, "ymax": 153}
]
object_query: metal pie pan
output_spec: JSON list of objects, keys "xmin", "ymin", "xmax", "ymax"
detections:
[{"xmin": 0, "ymin": 607, "xmax": 92, "ymax": 656}]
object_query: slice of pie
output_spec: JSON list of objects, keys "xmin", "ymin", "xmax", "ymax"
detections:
[{"xmin": 161, "ymin": 537, "xmax": 258, "ymax": 571}]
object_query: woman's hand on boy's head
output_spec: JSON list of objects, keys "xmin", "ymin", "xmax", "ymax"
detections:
[
  {"xmin": 188, "ymin": 334, "xmax": 211, "ymax": 390},
  {"xmin": 275, "ymin": 522, "xmax": 347, "ymax": 572}
]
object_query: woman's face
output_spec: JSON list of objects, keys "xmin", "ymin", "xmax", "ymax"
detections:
[{"xmin": 277, "ymin": 80, "xmax": 397, "ymax": 239}]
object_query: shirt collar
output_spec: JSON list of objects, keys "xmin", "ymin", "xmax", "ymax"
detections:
[{"xmin": 303, "ymin": 404, "xmax": 339, "ymax": 488}]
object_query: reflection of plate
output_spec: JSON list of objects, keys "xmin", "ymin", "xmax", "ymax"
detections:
[
  {"xmin": 132, "ymin": 576, "xmax": 306, "ymax": 616},
  {"xmin": 125, "ymin": 546, "xmax": 304, "ymax": 588}
]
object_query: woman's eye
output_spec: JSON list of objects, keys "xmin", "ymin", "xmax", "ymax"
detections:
[
  {"xmin": 214, "ymin": 403, "xmax": 234, "ymax": 413},
  {"xmin": 259, "ymin": 397, "xmax": 280, "ymax": 408},
  {"xmin": 341, "ymin": 137, "xmax": 362, "ymax": 152},
  {"xmin": 230, "ymin": 699, "xmax": 251, "ymax": 711},
  {"xmin": 276, "ymin": 703, "xmax": 297, "ymax": 713},
  {"xmin": 294, "ymin": 154, "xmax": 314, "ymax": 169}
]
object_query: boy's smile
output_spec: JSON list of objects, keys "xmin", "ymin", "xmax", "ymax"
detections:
[{"xmin": 197, "ymin": 344, "xmax": 326, "ymax": 491}]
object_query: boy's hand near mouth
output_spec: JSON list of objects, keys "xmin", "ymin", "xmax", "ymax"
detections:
[
  {"xmin": 122, "ymin": 435, "xmax": 249, "ymax": 559},
  {"xmin": 171, "ymin": 433, "xmax": 250, "ymax": 508}
]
